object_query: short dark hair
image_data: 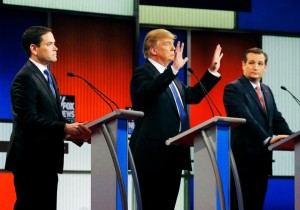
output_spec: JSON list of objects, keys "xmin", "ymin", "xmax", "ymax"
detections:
[
  {"xmin": 243, "ymin": 47, "xmax": 268, "ymax": 64},
  {"xmin": 21, "ymin": 26, "xmax": 52, "ymax": 57}
]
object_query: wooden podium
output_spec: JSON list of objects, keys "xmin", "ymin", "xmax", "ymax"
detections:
[
  {"xmin": 165, "ymin": 117, "xmax": 246, "ymax": 210},
  {"xmin": 85, "ymin": 109, "xmax": 144, "ymax": 210},
  {"xmin": 268, "ymin": 130, "xmax": 300, "ymax": 210}
]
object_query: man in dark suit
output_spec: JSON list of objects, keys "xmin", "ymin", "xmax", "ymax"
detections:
[
  {"xmin": 5, "ymin": 26, "xmax": 91, "ymax": 210},
  {"xmin": 129, "ymin": 28, "xmax": 223, "ymax": 210},
  {"xmin": 223, "ymin": 47, "xmax": 293, "ymax": 210}
]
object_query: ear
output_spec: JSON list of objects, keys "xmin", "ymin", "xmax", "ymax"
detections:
[
  {"xmin": 241, "ymin": 60, "xmax": 245, "ymax": 66},
  {"xmin": 241, "ymin": 61, "xmax": 245, "ymax": 68},
  {"xmin": 149, "ymin": 46, "xmax": 157, "ymax": 55},
  {"xmin": 30, "ymin": 44, "xmax": 38, "ymax": 56}
]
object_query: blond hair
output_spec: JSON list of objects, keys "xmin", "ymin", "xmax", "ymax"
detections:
[{"xmin": 143, "ymin": 29, "xmax": 176, "ymax": 58}]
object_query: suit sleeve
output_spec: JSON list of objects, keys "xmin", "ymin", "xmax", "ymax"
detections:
[{"xmin": 183, "ymin": 70, "xmax": 221, "ymax": 104}]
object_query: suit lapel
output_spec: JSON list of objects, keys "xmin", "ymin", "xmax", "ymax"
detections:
[
  {"xmin": 241, "ymin": 75, "xmax": 267, "ymax": 116},
  {"xmin": 146, "ymin": 60, "xmax": 179, "ymax": 114},
  {"xmin": 173, "ymin": 78, "xmax": 185, "ymax": 105},
  {"xmin": 47, "ymin": 69, "xmax": 61, "ymax": 104},
  {"xmin": 261, "ymin": 84, "xmax": 272, "ymax": 117},
  {"xmin": 28, "ymin": 61, "xmax": 61, "ymax": 114},
  {"xmin": 165, "ymin": 80, "xmax": 179, "ymax": 116}
]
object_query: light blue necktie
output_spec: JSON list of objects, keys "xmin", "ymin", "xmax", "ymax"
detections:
[
  {"xmin": 44, "ymin": 69, "xmax": 56, "ymax": 97},
  {"xmin": 169, "ymin": 81, "xmax": 189, "ymax": 132}
]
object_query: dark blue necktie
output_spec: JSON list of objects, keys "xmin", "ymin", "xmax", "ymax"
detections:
[
  {"xmin": 44, "ymin": 69, "xmax": 56, "ymax": 97},
  {"xmin": 169, "ymin": 81, "xmax": 189, "ymax": 132}
]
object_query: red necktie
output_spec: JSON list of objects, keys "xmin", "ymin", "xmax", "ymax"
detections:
[{"xmin": 255, "ymin": 86, "xmax": 265, "ymax": 110}]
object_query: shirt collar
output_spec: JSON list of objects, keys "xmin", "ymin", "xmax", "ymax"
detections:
[
  {"xmin": 29, "ymin": 58, "xmax": 48, "ymax": 75},
  {"xmin": 148, "ymin": 58, "xmax": 166, "ymax": 74},
  {"xmin": 249, "ymin": 80, "xmax": 261, "ymax": 89}
]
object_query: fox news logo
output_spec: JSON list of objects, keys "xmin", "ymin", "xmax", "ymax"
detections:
[{"xmin": 60, "ymin": 95, "xmax": 75, "ymax": 122}]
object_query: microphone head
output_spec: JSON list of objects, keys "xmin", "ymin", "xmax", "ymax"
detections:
[
  {"xmin": 280, "ymin": 86, "xmax": 287, "ymax": 91},
  {"xmin": 67, "ymin": 72, "xmax": 75, "ymax": 77}
]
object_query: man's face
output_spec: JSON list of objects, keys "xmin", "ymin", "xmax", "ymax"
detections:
[
  {"xmin": 31, "ymin": 32, "xmax": 58, "ymax": 65},
  {"xmin": 152, "ymin": 38, "xmax": 175, "ymax": 67},
  {"xmin": 242, "ymin": 53, "xmax": 267, "ymax": 84}
]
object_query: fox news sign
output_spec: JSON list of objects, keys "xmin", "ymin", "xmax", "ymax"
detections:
[{"xmin": 60, "ymin": 95, "xmax": 75, "ymax": 123}]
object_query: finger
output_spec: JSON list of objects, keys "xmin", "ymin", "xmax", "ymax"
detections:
[
  {"xmin": 78, "ymin": 124, "xmax": 90, "ymax": 131},
  {"xmin": 219, "ymin": 53, "xmax": 224, "ymax": 60},
  {"xmin": 180, "ymin": 42, "xmax": 185, "ymax": 52}
]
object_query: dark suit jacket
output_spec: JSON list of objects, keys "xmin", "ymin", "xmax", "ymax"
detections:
[
  {"xmin": 5, "ymin": 60, "xmax": 68, "ymax": 174},
  {"xmin": 129, "ymin": 60, "xmax": 221, "ymax": 170},
  {"xmin": 223, "ymin": 75, "xmax": 292, "ymax": 174}
]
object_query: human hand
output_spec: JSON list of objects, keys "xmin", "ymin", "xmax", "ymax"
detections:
[
  {"xmin": 209, "ymin": 44, "xmax": 223, "ymax": 73},
  {"xmin": 270, "ymin": 134, "xmax": 289, "ymax": 144},
  {"xmin": 172, "ymin": 41, "xmax": 188, "ymax": 71},
  {"xmin": 64, "ymin": 122, "xmax": 91, "ymax": 142}
]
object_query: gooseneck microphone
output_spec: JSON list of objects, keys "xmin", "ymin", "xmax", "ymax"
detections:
[
  {"xmin": 280, "ymin": 86, "xmax": 300, "ymax": 106},
  {"xmin": 187, "ymin": 68, "xmax": 222, "ymax": 117},
  {"xmin": 67, "ymin": 72, "xmax": 120, "ymax": 111}
]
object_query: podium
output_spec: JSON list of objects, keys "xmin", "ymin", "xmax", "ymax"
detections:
[
  {"xmin": 268, "ymin": 131, "xmax": 300, "ymax": 210},
  {"xmin": 165, "ymin": 117, "xmax": 246, "ymax": 210},
  {"xmin": 85, "ymin": 109, "xmax": 144, "ymax": 210}
]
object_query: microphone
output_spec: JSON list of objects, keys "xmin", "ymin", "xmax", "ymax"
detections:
[
  {"xmin": 67, "ymin": 72, "xmax": 120, "ymax": 111},
  {"xmin": 187, "ymin": 68, "xmax": 222, "ymax": 117},
  {"xmin": 280, "ymin": 86, "xmax": 300, "ymax": 106}
]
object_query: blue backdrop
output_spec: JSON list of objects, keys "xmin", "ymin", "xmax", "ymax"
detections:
[{"xmin": 0, "ymin": 8, "xmax": 47, "ymax": 120}]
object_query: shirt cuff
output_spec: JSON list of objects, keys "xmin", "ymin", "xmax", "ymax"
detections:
[
  {"xmin": 171, "ymin": 66, "xmax": 179, "ymax": 75},
  {"xmin": 263, "ymin": 137, "xmax": 271, "ymax": 146},
  {"xmin": 208, "ymin": 69, "xmax": 221, "ymax": 77}
]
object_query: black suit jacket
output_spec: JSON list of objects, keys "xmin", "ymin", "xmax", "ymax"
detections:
[
  {"xmin": 129, "ymin": 60, "xmax": 221, "ymax": 170},
  {"xmin": 223, "ymin": 75, "xmax": 292, "ymax": 174},
  {"xmin": 5, "ymin": 60, "xmax": 68, "ymax": 174}
]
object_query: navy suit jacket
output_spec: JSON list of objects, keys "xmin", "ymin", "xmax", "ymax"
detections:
[
  {"xmin": 223, "ymin": 75, "xmax": 292, "ymax": 174},
  {"xmin": 129, "ymin": 60, "xmax": 221, "ymax": 170},
  {"xmin": 5, "ymin": 60, "xmax": 68, "ymax": 173}
]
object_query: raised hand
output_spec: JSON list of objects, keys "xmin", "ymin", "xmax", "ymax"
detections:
[
  {"xmin": 172, "ymin": 41, "xmax": 189, "ymax": 71},
  {"xmin": 209, "ymin": 44, "xmax": 223, "ymax": 73}
]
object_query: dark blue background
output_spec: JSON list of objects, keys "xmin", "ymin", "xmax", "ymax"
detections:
[
  {"xmin": 238, "ymin": 0, "xmax": 300, "ymax": 33},
  {"xmin": 0, "ymin": 8, "xmax": 47, "ymax": 120}
]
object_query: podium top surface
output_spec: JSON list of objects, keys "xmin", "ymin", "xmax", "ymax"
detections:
[
  {"xmin": 165, "ymin": 116, "xmax": 246, "ymax": 146},
  {"xmin": 86, "ymin": 109, "xmax": 144, "ymax": 128},
  {"xmin": 268, "ymin": 130, "xmax": 300, "ymax": 151}
]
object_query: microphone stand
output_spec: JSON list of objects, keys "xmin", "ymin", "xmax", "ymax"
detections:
[
  {"xmin": 67, "ymin": 73, "xmax": 120, "ymax": 111},
  {"xmin": 187, "ymin": 68, "xmax": 222, "ymax": 116},
  {"xmin": 281, "ymin": 86, "xmax": 300, "ymax": 106}
]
